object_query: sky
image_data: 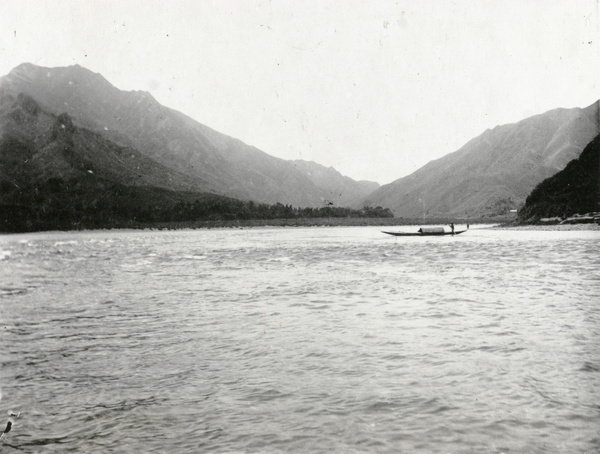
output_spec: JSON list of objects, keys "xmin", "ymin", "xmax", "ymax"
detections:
[{"xmin": 1, "ymin": 0, "xmax": 598, "ymax": 184}]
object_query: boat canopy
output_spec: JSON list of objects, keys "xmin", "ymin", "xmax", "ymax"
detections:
[{"xmin": 418, "ymin": 227, "xmax": 445, "ymax": 233}]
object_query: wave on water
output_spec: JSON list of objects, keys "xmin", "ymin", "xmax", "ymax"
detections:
[{"xmin": 0, "ymin": 227, "xmax": 599, "ymax": 453}]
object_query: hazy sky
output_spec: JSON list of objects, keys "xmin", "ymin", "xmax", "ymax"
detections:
[{"xmin": 1, "ymin": 0, "xmax": 598, "ymax": 184}]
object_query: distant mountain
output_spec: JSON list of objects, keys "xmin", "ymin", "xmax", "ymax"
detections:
[
  {"xmin": 0, "ymin": 63, "xmax": 378, "ymax": 207},
  {"xmin": 363, "ymin": 101, "xmax": 600, "ymax": 218},
  {"xmin": 518, "ymin": 134, "xmax": 600, "ymax": 221},
  {"xmin": 291, "ymin": 160, "xmax": 379, "ymax": 207}
]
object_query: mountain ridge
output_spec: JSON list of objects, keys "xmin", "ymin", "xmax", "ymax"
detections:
[
  {"xmin": 0, "ymin": 63, "xmax": 379, "ymax": 207},
  {"xmin": 0, "ymin": 92, "xmax": 214, "ymax": 192},
  {"xmin": 291, "ymin": 160, "xmax": 380, "ymax": 208},
  {"xmin": 0, "ymin": 93, "xmax": 391, "ymax": 232},
  {"xmin": 363, "ymin": 101, "xmax": 599, "ymax": 218}
]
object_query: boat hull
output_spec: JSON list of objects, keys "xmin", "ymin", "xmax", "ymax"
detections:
[{"xmin": 381, "ymin": 230, "xmax": 467, "ymax": 237}]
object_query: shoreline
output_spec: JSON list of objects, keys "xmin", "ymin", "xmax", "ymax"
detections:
[
  {"xmin": 492, "ymin": 223, "xmax": 600, "ymax": 231},
  {"xmin": 0, "ymin": 216, "xmax": 508, "ymax": 234},
  {"xmin": 3, "ymin": 217, "xmax": 599, "ymax": 235}
]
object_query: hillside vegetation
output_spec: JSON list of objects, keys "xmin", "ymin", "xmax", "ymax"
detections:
[
  {"xmin": 518, "ymin": 134, "xmax": 600, "ymax": 222},
  {"xmin": 0, "ymin": 94, "xmax": 391, "ymax": 233}
]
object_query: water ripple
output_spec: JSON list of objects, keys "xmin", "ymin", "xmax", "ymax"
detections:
[{"xmin": 0, "ymin": 227, "xmax": 599, "ymax": 453}]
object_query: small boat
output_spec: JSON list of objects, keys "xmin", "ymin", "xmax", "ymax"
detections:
[{"xmin": 381, "ymin": 226, "xmax": 467, "ymax": 237}]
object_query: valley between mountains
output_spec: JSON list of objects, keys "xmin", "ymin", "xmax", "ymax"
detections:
[{"xmin": 1, "ymin": 63, "xmax": 598, "ymax": 232}]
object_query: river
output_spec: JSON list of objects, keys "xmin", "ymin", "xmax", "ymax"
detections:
[{"xmin": 1, "ymin": 225, "xmax": 599, "ymax": 453}]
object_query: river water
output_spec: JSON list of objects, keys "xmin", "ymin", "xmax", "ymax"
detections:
[{"xmin": 0, "ymin": 226, "xmax": 599, "ymax": 453}]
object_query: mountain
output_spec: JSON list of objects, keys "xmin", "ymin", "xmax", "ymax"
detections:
[
  {"xmin": 0, "ymin": 93, "xmax": 212, "ymax": 192},
  {"xmin": 0, "ymin": 92, "xmax": 246, "ymax": 231},
  {"xmin": 363, "ymin": 101, "xmax": 600, "ymax": 218},
  {"xmin": 517, "ymin": 134, "xmax": 600, "ymax": 221},
  {"xmin": 0, "ymin": 92, "xmax": 389, "ymax": 232},
  {"xmin": 291, "ymin": 160, "xmax": 379, "ymax": 207},
  {"xmin": 0, "ymin": 63, "xmax": 378, "ymax": 207}
]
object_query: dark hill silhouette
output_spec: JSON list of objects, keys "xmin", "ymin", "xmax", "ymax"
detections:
[
  {"xmin": 518, "ymin": 134, "xmax": 600, "ymax": 221},
  {"xmin": 363, "ymin": 101, "xmax": 599, "ymax": 218},
  {"xmin": 0, "ymin": 63, "xmax": 378, "ymax": 207}
]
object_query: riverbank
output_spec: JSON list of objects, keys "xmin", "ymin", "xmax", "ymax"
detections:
[
  {"xmin": 130, "ymin": 216, "xmax": 506, "ymax": 230},
  {"xmin": 2, "ymin": 215, "xmax": 575, "ymax": 234},
  {"xmin": 493, "ymin": 223, "xmax": 600, "ymax": 231}
]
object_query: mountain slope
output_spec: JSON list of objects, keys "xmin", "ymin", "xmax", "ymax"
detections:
[
  {"xmin": 291, "ymin": 160, "xmax": 379, "ymax": 207},
  {"xmin": 0, "ymin": 93, "xmax": 251, "ymax": 231},
  {"xmin": 518, "ymin": 134, "xmax": 600, "ymax": 221},
  {"xmin": 363, "ymin": 101, "xmax": 600, "ymax": 218},
  {"xmin": 0, "ymin": 63, "xmax": 376, "ymax": 207},
  {"xmin": 0, "ymin": 93, "xmax": 215, "ymax": 192}
]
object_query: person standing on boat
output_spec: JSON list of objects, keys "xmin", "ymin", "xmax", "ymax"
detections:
[{"xmin": 449, "ymin": 223, "xmax": 455, "ymax": 234}]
